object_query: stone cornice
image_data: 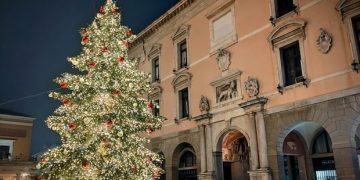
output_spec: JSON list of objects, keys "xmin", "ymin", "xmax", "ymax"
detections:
[{"xmin": 131, "ymin": 0, "xmax": 196, "ymax": 47}]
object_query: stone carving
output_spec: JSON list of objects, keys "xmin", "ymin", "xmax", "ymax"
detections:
[
  {"xmin": 228, "ymin": 138, "xmax": 249, "ymax": 162},
  {"xmin": 216, "ymin": 80, "xmax": 237, "ymax": 102},
  {"xmin": 244, "ymin": 77, "xmax": 259, "ymax": 97},
  {"xmin": 316, "ymin": 28, "xmax": 332, "ymax": 54},
  {"xmin": 199, "ymin": 95, "xmax": 210, "ymax": 113},
  {"xmin": 216, "ymin": 49, "xmax": 231, "ymax": 72}
]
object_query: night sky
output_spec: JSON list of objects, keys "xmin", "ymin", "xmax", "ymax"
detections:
[{"xmin": 0, "ymin": 0, "xmax": 178, "ymax": 155}]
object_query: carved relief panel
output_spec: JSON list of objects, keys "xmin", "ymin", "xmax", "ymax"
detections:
[{"xmin": 210, "ymin": 70, "xmax": 242, "ymax": 104}]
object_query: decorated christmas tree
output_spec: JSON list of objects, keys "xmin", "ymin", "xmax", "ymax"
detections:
[{"xmin": 37, "ymin": 0, "xmax": 163, "ymax": 179}]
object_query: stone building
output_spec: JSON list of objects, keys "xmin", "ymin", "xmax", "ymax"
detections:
[
  {"xmin": 128, "ymin": 0, "xmax": 360, "ymax": 179},
  {"xmin": 0, "ymin": 110, "xmax": 35, "ymax": 180}
]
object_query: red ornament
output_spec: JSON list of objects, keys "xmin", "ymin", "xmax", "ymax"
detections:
[
  {"xmin": 82, "ymin": 159, "xmax": 91, "ymax": 169},
  {"xmin": 132, "ymin": 166, "xmax": 138, "ymax": 173},
  {"xmin": 124, "ymin": 41, "xmax": 131, "ymax": 48},
  {"xmin": 147, "ymin": 157, "xmax": 153, "ymax": 165},
  {"xmin": 106, "ymin": 119, "xmax": 113, "ymax": 127},
  {"xmin": 102, "ymin": 137, "xmax": 109, "ymax": 145},
  {"xmin": 102, "ymin": 47, "xmax": 108, "ymax": 52},
  {"xmin": 88, "ymin": 61, "xmax": 96, "ymax": 68},
  {"xmin": 146, "ymin": 127, "xmax": 154, "ymax": 134},
  {"xmin": 63, "ymin": 99, "xmax": 70, "ymax": 106},
  {"xmin": 112, "ymin": 90, "xmax": 120, "ymax": 97},
  {"xmin": 69, "ymin": 122, "xmax": 76, "ymax": 129},
  {"xmin": 113, "ymin": 7, "xmax": 119, "ymax": 13},
  {"xmin": 154, "ymin": 168, "xmax": 161, "ymax": 177},
  {"xmin": 147, "ymin": 102, "xmax": 154, "ymax": 110},
  {"xmin": 117, "ymin": 56, "xmax": 124, "ymax": 63},
  {"xmin": 37, "ymin": 176, "xmax": 45, "ymax": 180},
  {"xmin": 82, "ymin": 37, "xmax": 89, "ymax": 43},
  {"xmin": 127, "ymin": 29, "xmax": 133, "ymax": 36},
  {"xmin": 59, "ymin": 81, "xmax": 68, "ymax": 89},
  {"xmin": 99, "ymin": 6, "xmax": 105, "ymax": 14}
]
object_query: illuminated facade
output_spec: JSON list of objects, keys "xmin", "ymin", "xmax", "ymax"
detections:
[{"xmin": 129, "ymin": 0, "xmax": 360, "ymax": 179}]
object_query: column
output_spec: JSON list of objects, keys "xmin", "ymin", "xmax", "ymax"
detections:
[
  {"xmin": 249, "ymin": 112, "xmax": 259, "ymax": 170},
  {"xmin": 199, "ymin": 125, "xmax": 207, "ymax": 173},
  {"xmin": 256, "ymin": 110, "xmax": 269, "ymax": 168}
]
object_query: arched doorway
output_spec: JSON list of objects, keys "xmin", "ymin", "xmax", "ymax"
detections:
[
  {"xmin": 172, "ymin": 142, "xmax": 198, "ymax": 180},
  {"xmin": 220, "ymin": 130, "xmax": 250, "ymax": 180},
  {"xmin": 282, "ymin": 131, "xmax": 305, "ymax": 180},
  {"xmin": 279, "ymin": 122, "xmax": 337, "ymax": 180},
  {"xmin": 178, "ymin": 149, "xmax": 197, "ymax": 180},
  {"xmin": 311, "ymin": 130, "xmax": 336, "ymax": 179}
]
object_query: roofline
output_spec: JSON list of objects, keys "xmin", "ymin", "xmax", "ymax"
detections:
[
  {"xmin": 131, "ymin": 0, "xmax": 196, "ymax": 46},
  {"xmin": 0, "ymin": 114, "xmax": 35, "ymax": 122}
]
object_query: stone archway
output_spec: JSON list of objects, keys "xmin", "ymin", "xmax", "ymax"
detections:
[
  {"xmin": 172, "ymin": 142, "xmax": 198, "ymax": 180},
  {"xmin": 215, "ymin": 129, "xmax": 251, "ymax": 180}
]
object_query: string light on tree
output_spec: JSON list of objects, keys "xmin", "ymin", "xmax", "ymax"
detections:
[{"xmin": 37, "ymin": 0, "xmax": 164, "ymax": 179}]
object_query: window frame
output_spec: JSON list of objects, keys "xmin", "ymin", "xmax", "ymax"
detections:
[
  {"xmin": 178, "ymin": 40, "xmax": 188, "ymax": 69},
  {"xmin": 179, "ymin": 88, "xmax": 189, "ymax": 119},
  {"xmin": 152, "ymin": 57, "xmax": 160, "ymax": 82},
  {"xmin": 206, "ymin": 0, "xmax": 237, "ymax": 54},
  {"xmin": 172, "ymin": 25, "xmax": 190, "ymax": 72},
  {"xmin": 0, "ymin": 139, "xmax": 14, "ymax": 160},
  {"xmin": 347, "ymin": 12, "xmax": 360, "ymax": 64},
  {"xmin": 269, "ymin": 0, "xmax": 299, "ymax": 23},
  {"xmin": 153, "ymin": 99, "xmax": 160, "ymax": 117}
]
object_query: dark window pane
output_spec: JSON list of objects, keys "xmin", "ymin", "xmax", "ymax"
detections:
[
  {"xmin": 276, "ymin": 0, "xmax": 295, "ymax": 18},
  {"xmin": 179, "ymin": 88, "xmax": 189, "ymax": 118},
  {"xmin": 280, "ymin": 41, "xmax": 302, "ymax": 86},
  {"xmin": 313, "ymin": 131, "xmax": 333, "ymax": 154},
  {"xmin": 179, "ymin": 41, "xmax": 187, "ymax": 69},
  {"xmin": 352, "ymin": 15, "xmax": 360, "ymax": 57},
  {"xmin": 153, "ymin": 58, "xmax": 160, "ymax": 81}
]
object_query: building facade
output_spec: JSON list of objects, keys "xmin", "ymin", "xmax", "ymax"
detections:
[
  {"xmin": 129, "ymin": 0, "xmax": 360, "ymax": 179},
  {"xmin": 0, "ymin": 111, "xmax": 35, "ymax": 180}
]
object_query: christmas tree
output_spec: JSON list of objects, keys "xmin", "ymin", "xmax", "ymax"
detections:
[{"xmin": 37, "ymin": 0, "xmax": 163, "ymax": 179}]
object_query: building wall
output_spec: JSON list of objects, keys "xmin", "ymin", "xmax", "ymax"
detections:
[{"xmin": 129, "ymin": 0, "xmax": 360, "ymax": 179}]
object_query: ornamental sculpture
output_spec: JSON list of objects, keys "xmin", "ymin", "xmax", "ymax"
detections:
[
  {"xmin": 216, "ymin": 80, "xmax": 238, "ymax": 102},
  {"xmin": 244, "ymin": 77, "xmax": 259, "ymax": 97},
  {"xmin": 316, "ymin": 28, "xmax": 332, "ymax": 54},
  {"xmin": 216, "ymin": 49, "xmax": 231, "ymax": 72},
  {"xmin": 199, "ymin": 95, "xmax": 210, "ymax": 113}
]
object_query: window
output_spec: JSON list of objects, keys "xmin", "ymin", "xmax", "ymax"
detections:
[
  {"xmin": 312, "ymin": 131, "xmax": 333, "ymax": 154},
  {"xmin": 268, "ymin": 19, "xmax": 308, "ymax": 90},
  {"xmin": 178, "ymin": 40, "xmax": 187, "ymax": 69},
  {"xmin": 284, "ymin": 155, "xmax": 300, "ymax": 180},
  {"xmin": 275, "ymin": 0, "xmax": 296, "ymax": 18},
  {"xmin": 152, "ymin": 57, "xmax": 160, "ymax": 82},
  {"xmin": 352, "ymin": 15, "xmax": 360, "ymax": 57},
  {"xmin": 280, "ymin": 41, "xmax": 303, "ymax": 86},
  {"xmin": 0, "ymin": 140, "xmax": 13, "ymax": 160},
  {"xmin": 179, "ymin": 88, "xmax": 189, "ymax": 118},
  {"xmin": 207, "ymin": 0, "xmax": 236, "ymax": 53},
  {"xmin": 153, "ymin": 99, "xmax": 160, "ymax": 117},
  {"xmin": 179, "ymin": 151, "xmax": 197, "ymax": 180},
  {"xmin": 172, "ymin": 25, "xmax": 190, "ymax": 71}
]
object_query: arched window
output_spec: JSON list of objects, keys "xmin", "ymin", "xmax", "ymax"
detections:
[
  {"xmin": 312, "ymin": 130, "xmax": 333, "ymax": 154},
  {"xmin": 178, "ymin": 150, "xmax": 197, "ymax": 180}
]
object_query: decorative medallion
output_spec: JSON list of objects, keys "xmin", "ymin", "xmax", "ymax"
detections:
[
  {"xmin": 216, "ymin": 49, "xmax": 231, "ymax": 72},
  {"xmin": 316, "ymin": 28, "xmax": 332, "ymax": 54},
  {"xmin": 199, "ymin": 95, "xmax": 210, "ymax": 113},
  {"xmin": 244, "ymin": 77, "xmax": 259, "ymax": 97}
]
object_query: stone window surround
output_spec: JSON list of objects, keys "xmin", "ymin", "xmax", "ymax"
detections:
[
  {"xmin": 206, "ymin": 0, "xmax": 237, "ymax": 54},
  {"xmin": 178, "ymin": 147, "xmax": 197, "ymax": 169},
  {"xmin": 171, "ymin": 72, "xmax": 192, "ymax": 121},
  {"xmin": 0, "ymin": 139, "xmax": 14, "ymax": 159},
  {"xmin": 269, "ymin": 0, "xmax": 299, "ymax": 24},
  {"xmin": 148, "ymin": 84, "xmax": 162, "ymax": 102},
  {"xmin": 268, "ymin": 19, "xmax": 309, "ymax": 90},
  {"xmin": 148, "ymin": 43, "xmax": 162, "ymax": 83},
  {"xmin": 336, "ymin": 0, "xmax": 360, "ymax": 64},
  {"xmin": 172, "ymin": 25, "xmax": 191, "ymax": 72}
]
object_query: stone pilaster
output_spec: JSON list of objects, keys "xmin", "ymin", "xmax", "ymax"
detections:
[
  {"xmin": 239, "ymin": 97, "xmax": 272, "ymax": 180},
  {"xmin": 333, "ymin": 147, "xmax": 359, "ymax": 180}
]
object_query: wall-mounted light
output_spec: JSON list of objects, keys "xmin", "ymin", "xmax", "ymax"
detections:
[
  {"xmin": 277, "ymin": 84, "xmax": 284, "ymax": 94},
  {"xmin": 351, "ymin": 59, "xmax": 359, "ymax": 73}
]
